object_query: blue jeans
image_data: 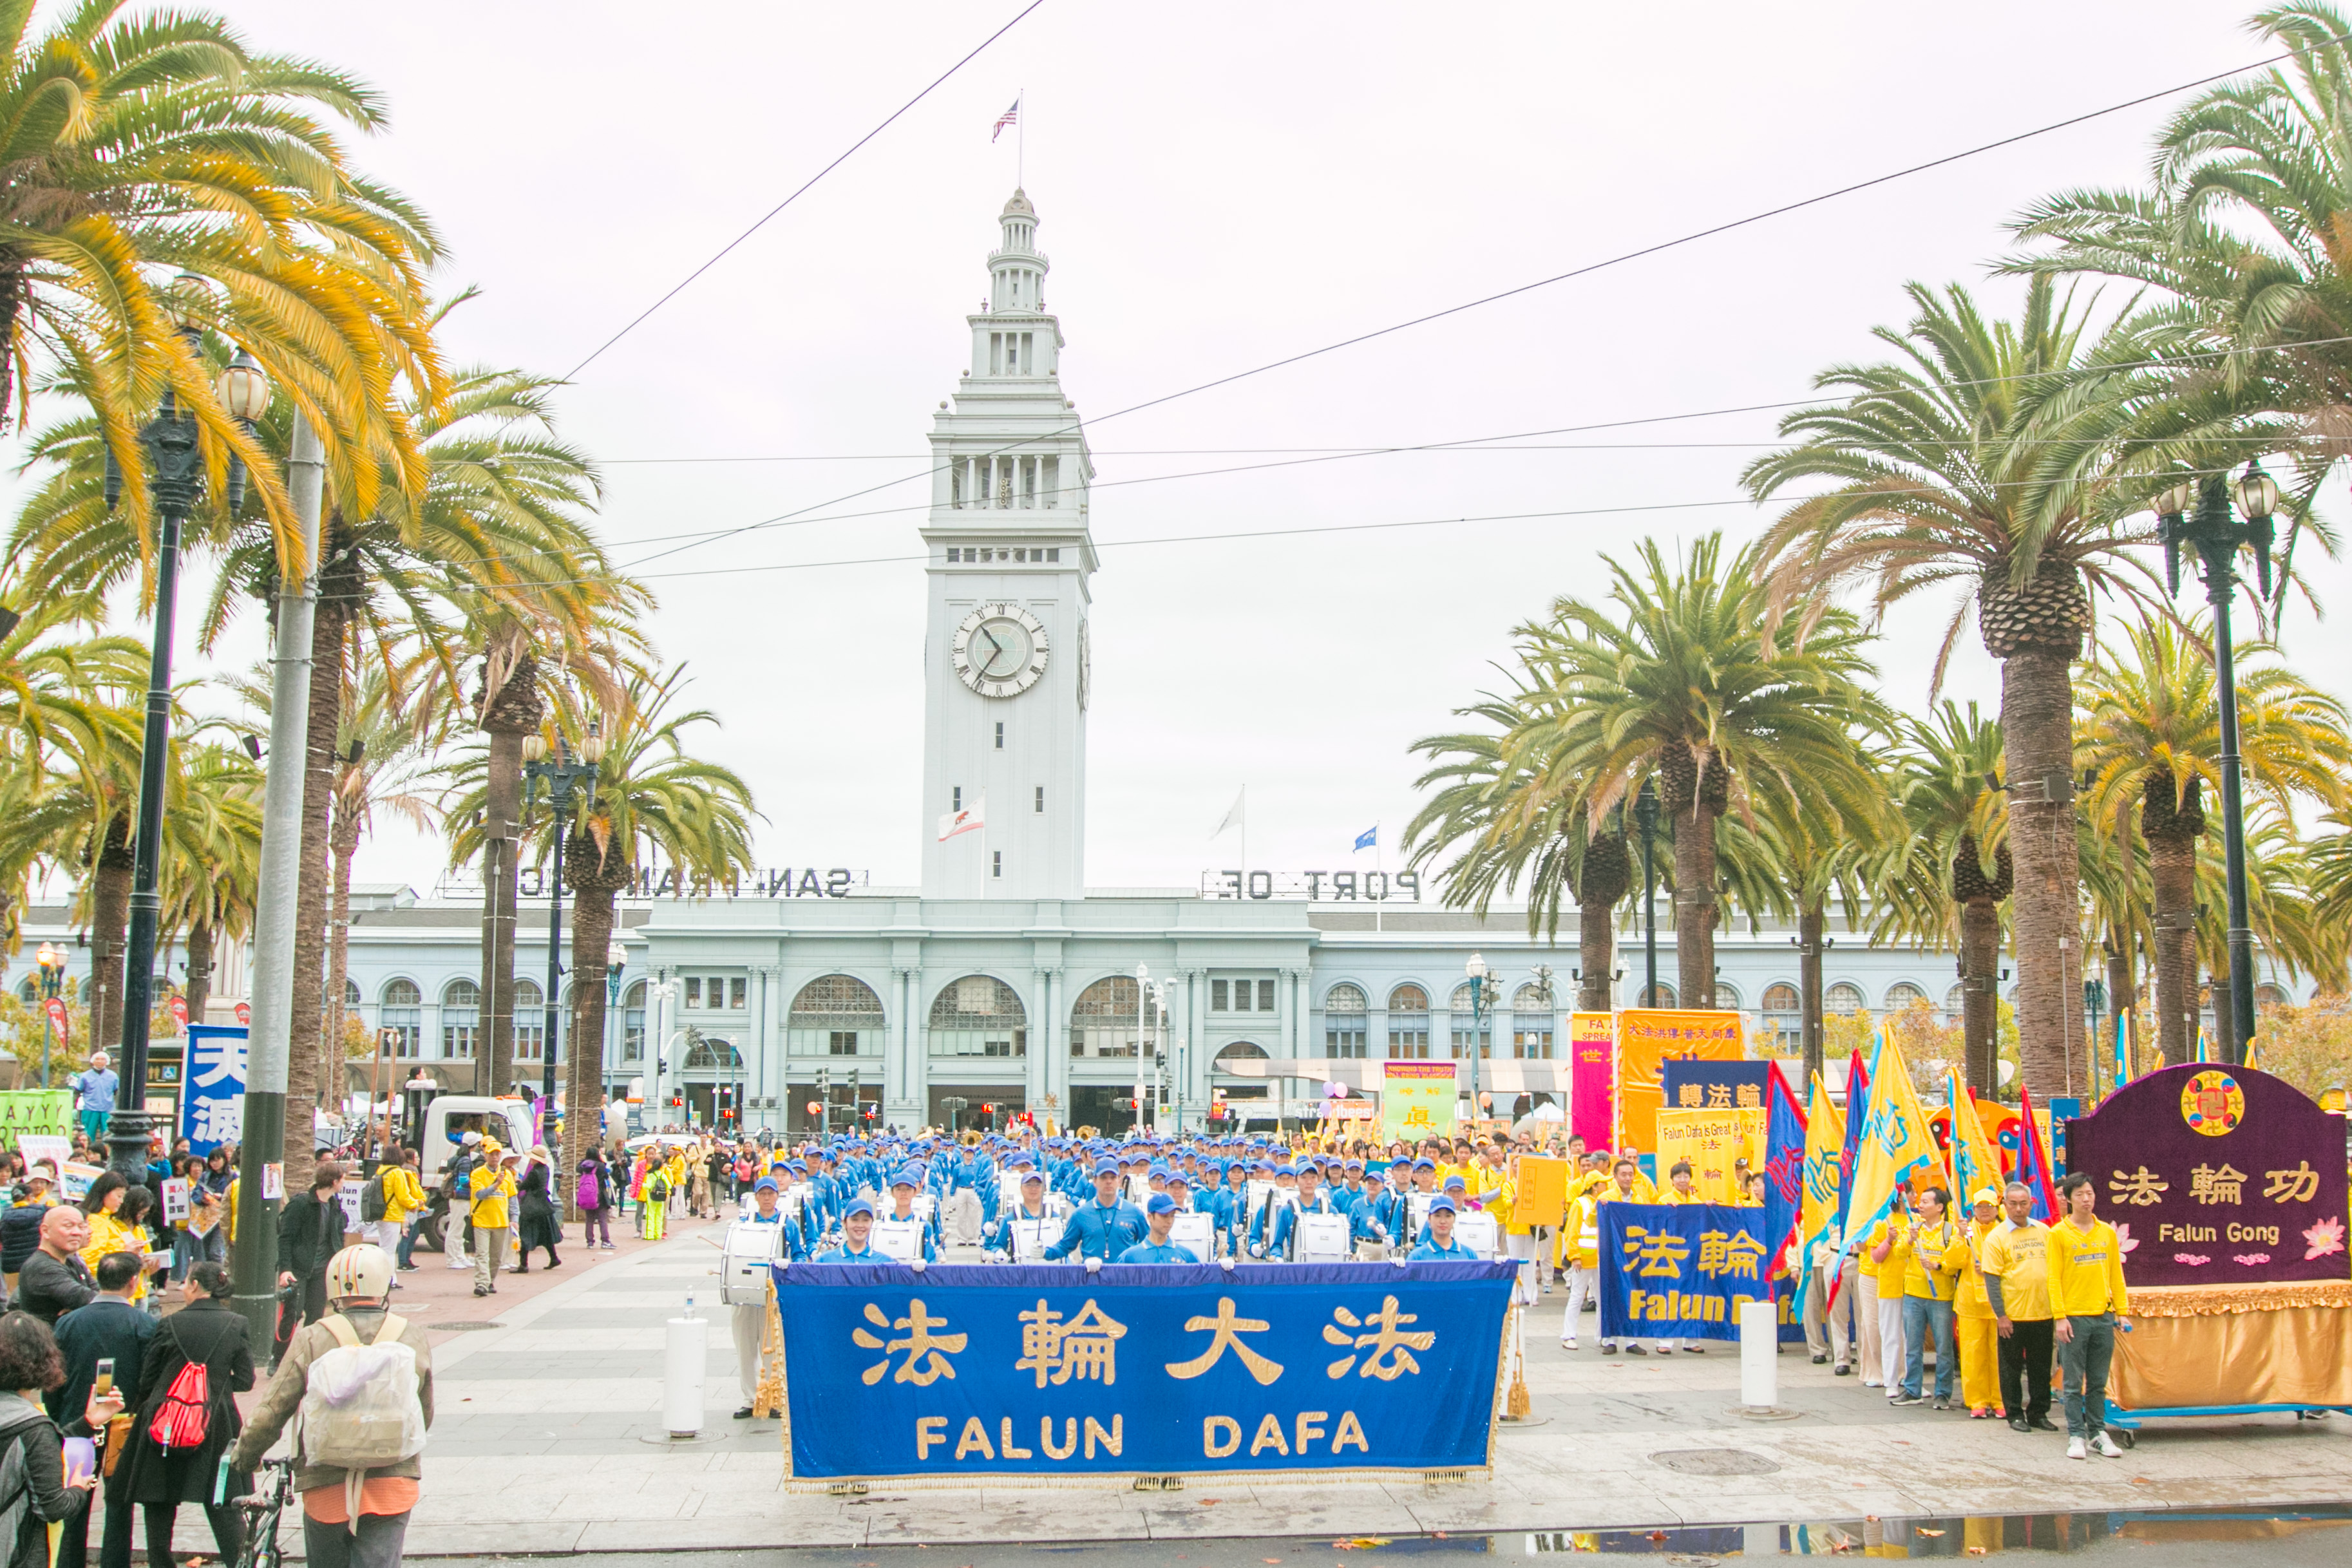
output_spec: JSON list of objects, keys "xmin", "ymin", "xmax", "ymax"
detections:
[
  {"xmin": 1901, "ymin": 1294, "xmax": 1956, "ymax": 1399},
  {"xmin": 2060, "ymin": 1313, "xmax": 2117, "ymax": 1438},
  {"xmin": 397, "ymin": 1213, "xmax": 435, "ymax": 1267}
]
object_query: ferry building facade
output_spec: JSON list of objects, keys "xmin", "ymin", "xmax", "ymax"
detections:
[{"xmin": 18, "ymin": 193, "xmax": 2303, "ymax": 1129}]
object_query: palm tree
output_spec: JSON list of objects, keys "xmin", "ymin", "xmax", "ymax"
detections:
[
  {"xmin": 1743, "ymin": 278, "xmax": 2159, "ymax": 1097},
  {"xmin": 163, "ymin": 741, "xmax": 263, "ymax": 1030},
  {"xmin": 1506, "ymin": 534, "xmax": 1890, "ymax": 1008},
  {"xmin": 2076, "ymin": 614, "xmax": 2351, "ymax": 1063},
  {"xmin": 442, "ymin": 666, "xmax": 755, "ymax": 1189},
  {"xmin": 1870, "ymin": 703, "xmax": 2011, "ymax": 1091},
  {"xmin": 0, "ymin": 2, "xmax": 446, "ymax": 563}
]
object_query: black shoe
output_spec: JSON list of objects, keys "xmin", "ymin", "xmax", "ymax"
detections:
[
  {"xmin": 733, "ymin": 1406, "xmax": 755, "ymax": 1420},
  {"xmin": 1834, "ymin": 1363, "xmax": 1852, "ymax": 1376},
  {"xmin": 2009, "ymin": 1417, "xmax": 2032, "ymax": 1432},
  {"xmin": 2029, "ymin": 1415, "xmax": 2062, "ymax": 1432},
  {"xmin": 1626, "ymin": 1343, "xmax": 1649, "ymax": 1355},
  {"xmin": 1683, "ymin": 1346, "xmax": 1705, "ymax": 1354},
  {"xmin": 1933, "ymin": 1399, "xmax": 1953, "ymax": 1412},
  {"xmin": 1811, "ymin": 1354, "xmax": 1829, "ymax": 1365},
  {"xmin": 473, "ymin": 1286, "xmax": 489, "ymax": 1297},
  {"xmin": 1890, "ymin": 1393, "xmax": 1925, "ymax": 1406}
]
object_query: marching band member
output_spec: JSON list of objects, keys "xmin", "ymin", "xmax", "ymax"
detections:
[
  {"xmin": 1116, "ymin": 1193, "xmax": 1200, "ymax": 1264},
  {"xmin": 1407, "ymin": 1194, "xmax": 1479, "ymax": 1260},
  {"xmin": 876, "ymin": 1169, "xmax": 940, "ymax": 1263},
  {"xmin": 730, "ymin": 1178, "xmax": 788, "ymax": 1420},
  {"xmin": 815, "ymin": 1198, "xmax": 882, "ymax": 1260},
  {"xmin": 983, "ymin": 1167, "xmax": 1056, "ymax": 1258},
  {"xmin": 1258, "ymin": 1162, "xmax": 1344, "ymax": 1260},
  {"xmin": 1043, "ymin": 1158, "xmax": 1146, "ymax": 1263}
]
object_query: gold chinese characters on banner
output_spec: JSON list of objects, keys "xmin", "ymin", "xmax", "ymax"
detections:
[{"xmin": 1615, "ymin": 1009, "xmax": 1744, "ymax": 1157}]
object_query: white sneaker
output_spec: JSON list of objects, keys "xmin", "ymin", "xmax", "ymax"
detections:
[
  {"xmin": 2066, "ymin": 1436, "xmax": 2087, "ymax": 1460},
  {"xmin": 2091, "ymin": 1432, "xmax": 2125, "ymax": 1458},
  {"xmin": 1863, "ymin": 1379, "xmax": 1883, "ymax": 1388},
  {"xmin": 446, "ymin": 1256, "xmax": 471, "ymax": 1270},
  {"xmin": 1562, "ymin": 1338, "xmax": 1577, "ymax": 1349}
]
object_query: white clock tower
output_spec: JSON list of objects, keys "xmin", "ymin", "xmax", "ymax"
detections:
[{"xmin": 919, "ymin": 190, "xmax": 1096, "ymax": 899}]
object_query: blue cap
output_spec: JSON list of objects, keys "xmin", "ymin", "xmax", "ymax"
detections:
[
  {"xmin": 1428, "ymin": 1195, "xmax": 1459, "ymax": 1214},
  {"xmin": 842, "ymin": 1197, "xmax": 876, "ymax": 1219},
  {"xmin": 1443, "ymin": 1175, "xmax": 1466, "ymax": 1191},
  {"xmin": 1020, "ymin": 1167, "xmax": 1045, "ymax": 1184},
  {"xmin": 890, "ymin": 1168, "xmax": 919, "ymax": 1189},
  {"xmin": 1146, "ymin": 1193, "xmax": 1179, "ymax": 1216},
  {"xmin": 1094, "ymin": 1158, "xmax": 1121, "ymax": 1178},
  {"xmin": 1413, "ymin": 1157, "xmax": 1436, "ymax": 1171},
  {"xmin": 754, "ymin": 1177, "xmax": 781, "ymax": 1194},
  {"xmin": 1166, "ymin": 1171, "xmax": 1191, "ymax": 1188}
]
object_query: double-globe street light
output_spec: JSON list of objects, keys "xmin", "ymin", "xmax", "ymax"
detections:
[
  {"xmin": 104, "ymin": 296, "xmax": 269, "ymax": 1193},
  {"xmin": 521, "ymin": 728, "xmax": 602, "ymax": 1120},
  {"xmin": 2153, "ymin": 463, "xmax": 2278, "ymax": 1066}
]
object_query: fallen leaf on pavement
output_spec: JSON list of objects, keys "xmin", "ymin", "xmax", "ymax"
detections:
[
  {"xmin": 1916, "ymin": 1528, "xmax": 1944, "ymax": 1537},
  {"xmin": 1331, "ymin": 1540, "xmax": 1391, "ymax": 1551}
]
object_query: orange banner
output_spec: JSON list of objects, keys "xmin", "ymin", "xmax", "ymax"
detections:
[{"xmin": 1614, "ymin": 1008, "xmax": 1744, "ymax": 1156}]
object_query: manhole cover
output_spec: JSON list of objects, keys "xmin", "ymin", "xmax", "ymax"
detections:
[
  {"xmin": 434, "ymin": 1321, "xmax": 506, "ymax": 1332},
  {"xmin": 1649, "ymin": 1448, "xmax": 1781, "ymax": 1477}
]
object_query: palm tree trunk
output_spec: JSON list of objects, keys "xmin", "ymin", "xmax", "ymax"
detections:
[
  {"xmin": 477, "ymin": 648, "xmax": 543, "ymax": 1101},
  {"xmin": 564, "ymin": 834, "xmax": 625, "ymax": 1220},
  {"xmin": 1573, "ymin": 824, "xmax": 1629, "ymax": 1013},
  {"xmin": 1959, "ymin": 894, "xmax": 2000, "ymax": 1095},
  {"xmin": 1998, "ymin": 645, "xmax": 2084, "ymax": 1100},
  {"xmin": 2141, "ymin": 778, "xmax": 2202, "ymax": 1068},
  {"xmin": 88, "ymin": 813, "xmax": 134, "ymax": 1056},
  {"xmin": 323, "ymin": 800, "xmax": 361, "ymax": 1106},
  {"xmin": 1671, "ymin": 801, "xmax": 1718, "ymax": 1008},
  {"xmin": 1798, "ymin": 896, "xmax": 1826, "ymax": 1083},
  {"xmin": 185, "ymin": 918, "xmax": 213, "ymax": 1030},
  {"xmin": 286, "ymin": 532, "xmax": 355, "ymax": 1192}
]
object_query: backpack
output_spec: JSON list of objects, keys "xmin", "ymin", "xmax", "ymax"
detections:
[
  {"xmin": 575, "ymin": 1168, "xmax": 601, "ymax": 1210},
  {"xmin": 298, "ymin": 1314, "xmax": 426, "ymax": 1474},
  {"xmin": 359, "ymin": 1172, "xmax": 388, "ymax": 1223},
  {"xmin": 148, "ymin": 1357, "xmax": 213, "ymax": 1449},
  {"xmin": 645, "ymin": 1172, "xmax": 670, "ymax": 1204}
]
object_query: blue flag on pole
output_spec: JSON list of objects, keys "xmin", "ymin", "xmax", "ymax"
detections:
[{"xmin": 1353, "ymin": 826, "xmax": 1377, "ymax": 851}]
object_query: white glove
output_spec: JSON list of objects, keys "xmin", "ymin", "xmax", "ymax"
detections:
[
  {"xmin": 1220, "ymin": 1256, "xmax": 1235, "ymax": 1273},
  {"xmin": 1249, "ymin": 1244, "xmax": 1264, "ymax": 1259},
  {"xmin": 1085, "ymin": 1256, "xmax": 1103, "ymax": 1274},
  {"xmin": 1392, "ymin": 1254, "xmax": 1410, "ymax": 1268},
  {"xmin": 910, "ymin": 1258, "xmax": 925, "ymax": 1274}
]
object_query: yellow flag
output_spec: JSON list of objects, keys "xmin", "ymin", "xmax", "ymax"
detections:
[
  {"xmin": 1946, "ymin": 1069, "xmax": 2003, "ymax": 1214},
  {"xmin": 1828, "ymin": 1032, "xmax": 1939, "ymax": 1280},
  {"xmin": 1796, "ymin": 1073, "xmax": 1845, "ymax": 1296}
]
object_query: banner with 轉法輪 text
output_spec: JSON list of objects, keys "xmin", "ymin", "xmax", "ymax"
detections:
[
  {"xmin": 1615, "ymin": 1010, "xmax": 1743, "ymax": 1157},
  {"xmin": 774, "ymin": 1261, "xmax": 1515, "ymax": 1480},
  {"xmin": 1598, "ymin": 1202, "xmax": 1801, "ymax": 1345},
  {"xmin": 1653, "ymin": 1108, "xmax": 1765, "ymax": 1204},
  {"xmin": 1569, "ymin": 1012, "xmax": 1615, "ymax": 1149},
  {"xmin": 1380, "ymin": 1060, "xmax": 1457, "ymax": 1142}
]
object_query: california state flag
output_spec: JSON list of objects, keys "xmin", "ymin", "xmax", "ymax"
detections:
[{"xmin": 937, "ymin": 795, "xmax": 985, "ymax": 842}]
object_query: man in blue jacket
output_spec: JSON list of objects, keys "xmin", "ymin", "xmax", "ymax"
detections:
[
  {"xmin": 1043, "ymin": 1159, "xmax": 1145, "ymax": 1262},
  {"xmin": 1117, "ymin": 1194, "xmax": 1200, "ymax": 1264}
]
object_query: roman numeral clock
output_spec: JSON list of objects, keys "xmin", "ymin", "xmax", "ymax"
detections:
[{"xmin": 951, "ymin": 602, "xmax": 1050, "ymax": 698}]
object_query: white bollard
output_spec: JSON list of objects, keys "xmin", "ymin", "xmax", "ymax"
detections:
[
  {"xmin": 665, "ymin": 1294, "xmax": 708, "ymax": 1439},
  {"xmin": 1738, "ymin": 1299, "xmax": 1778, "ymax": 1411}
]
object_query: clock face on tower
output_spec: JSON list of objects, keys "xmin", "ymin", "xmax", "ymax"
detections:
[{"xmin": 952, "ymin": 602, "xmax": 1050, "ymax": 698}]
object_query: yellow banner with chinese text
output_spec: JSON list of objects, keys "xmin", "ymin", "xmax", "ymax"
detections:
[
  {"xmin": 1615, "ymin": 1009, "xmax": 1743, "ymax": 1156},
  {"xmin": 1654, "ymin": 1107, "xmax": 1766, "ymax": 1204}
]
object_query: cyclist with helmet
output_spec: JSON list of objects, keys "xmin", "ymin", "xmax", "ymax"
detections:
[{"xmin": 232, "ymin": 1246, "xmax": 433, "ymax": 1568}]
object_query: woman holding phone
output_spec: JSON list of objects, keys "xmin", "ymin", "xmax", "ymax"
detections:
[
  {"xmin": 0, "ymin": 1309, "xmax": 123, "ymax": 1568},
  {"xmin": 118, "ymin": 1263, "xmax": 252, "ymax": 1568}
]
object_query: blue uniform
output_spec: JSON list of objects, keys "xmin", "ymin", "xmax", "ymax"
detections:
[
  {"xmin": 814, "ymin": 1242, "xmax": 882, "ymax": 1261},
  {"xmin": 1264, "ymin": 1193, "xmax": 1344, "ymax": 1259},
  {"xmin": 1043, "ymin": 1198, "xmax": 1147, "ymax": 1261},
  {"xmin": 1408, "ymin": 1238, "xmax": 1479, "ymax": 1261},
  {"xmin": 1116, "ymin": 1240, "xmax": 1200, "ymax": 1265}
]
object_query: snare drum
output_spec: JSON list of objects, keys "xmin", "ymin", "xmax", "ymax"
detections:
[{"xmin": 719, "ymin": 1220, "xmax": 787, "ymax": 1305}]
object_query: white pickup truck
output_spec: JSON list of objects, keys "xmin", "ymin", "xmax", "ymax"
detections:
[{"xmin": 406, "ymin": 1092, "xmax": 537, "ymax": 1251}]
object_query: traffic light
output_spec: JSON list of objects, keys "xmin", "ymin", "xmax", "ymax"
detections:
[{"xmin": 817, "ymin": 1067, "xmax": 830, "ymax": 1091}]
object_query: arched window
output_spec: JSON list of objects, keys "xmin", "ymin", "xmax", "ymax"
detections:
[
  {"xmin": 1215, "ymin": 1041, "xmax": 1269, "ymax": 1064},
  {"xmin": 13, "ymin": 979, "xmax": 33, "ymax": 1004},
  {"xmin": 1638, "ymin": 982, "xmax": 1677, "ymax": 1006},
  {"xmin": 2255, "ymin": 983, "xmax": 2289, "ymax": 1010},
  {"xmin": 1448, "ymin": 981, "xmax": 1477, "ymax": 1012},
  {"xmin": 1885, "ymin": 982, "xmax": 1928, "ymax": 1012},
  {"xmin": 1068, "ymin": 976, "xmax": 1150, "ymax": 1059},
  {"xmin": 1944, "ymin": 983, "xmax": 1966, "ymax": 1025},
  {"xmin": 622, "ymin": 980, "xmax": 646, "ymax": 1063},
  {"xmin": 1322, "ymin": 983, "xmax": 1367, "ymax": 1059},
  {"xmin": 1388, "ymin": 983, "xmax": 1430, "ymax": 1059},
  {"xmin": 934, "ymin": 975, "xmax": 1027, "ymax": 1058},
  {"xmin": 442, "ymin": 979, "xmax": 480, "ymax": 1061},
  {"xmin": 1510, "ymin": 983, "xmax": 1554, "ymax": 1060},
  {"xmin": 1760, "ymin": 983, "xmax": 1800, "ymax": 1051},
  {"xmin": 514, "ymin": 978, "xmax": 547, "ymax": 1063},
  {"xmin": 377, "ymin": 979, "xmax": 421, "ymax": 1060},
  {"xmin": 790, "ymin": 974, "xmax": 884, "ymax": 1058},
  {"xmin": 1761, "ymin": 983, "xmax": 1799, "ymax": 1014},
  {"xmin": 1825, "ymin": 981, "xmax": 1866, "ymax": 1015},
  {"xmin": 1714, "ymin": 981, "xmax": 1742, "ymax": 1010},
  {"xmin": 684, "ymin": 1034, "xmax": 743, "ymax": 1072},
  {"xmin": 1512, "ymin": 982, "xmax": 1551, "ymax": 1012},
  {"xmin": 346, "ymin": 979, "xmax": 364, "ymax": 1008}
]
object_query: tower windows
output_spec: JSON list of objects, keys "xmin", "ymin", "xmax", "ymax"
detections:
[
  {"xmin": 1035, "ymin": 786, "xmax": 1044, "ymax": 813},
  {"xmin": 992, "ymin": 851, "xmax": 1003, "ymax": 879},
  {"xmin": 953, "ymin": 786, "xmax": 962, "ymax": 813}
]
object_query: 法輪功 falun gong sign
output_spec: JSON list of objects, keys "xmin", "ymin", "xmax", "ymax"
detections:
[{"xmin": 775, "ymin": 1261, "xmax": 1515, "ymax": 1480}]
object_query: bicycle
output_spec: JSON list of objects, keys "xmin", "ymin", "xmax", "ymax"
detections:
[{"xmin": 227, "ymin": 1457, "xmax": 294, "ymax": 1568}]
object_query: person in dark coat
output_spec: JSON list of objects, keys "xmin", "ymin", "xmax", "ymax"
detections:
[
  {"xmin": 277, "ymin": 1162, "xmax": 346, "ymax": 1328},
  {"xmin": 511, "ymin": 1148, "xmax": 562, "ymax": 1272},
  {"xmin": 0, "ymin": 1178, "xmax": 53, "ymax": 1294},
  {"xmin": 51, "ymin": 1255, "xmax": 154, "ymax": 1568},
  {"xmin": 119, "ymin": 1263, "xmax": 252, "ymax": 1568},
  {"xmin": 0, "ymin": 1308, "xmax": 119, "ymax": 1568},
  {"xmin": 19, "ymin": 1209, "xmax": 97, "ymax": 1326}
]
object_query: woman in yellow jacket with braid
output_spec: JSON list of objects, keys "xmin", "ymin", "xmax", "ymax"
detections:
[{"xmin": 1953, "ymin": 1187, "xmax": 2005, "ymax": 1418}]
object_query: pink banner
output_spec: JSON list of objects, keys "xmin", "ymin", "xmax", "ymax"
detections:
[{"xmin": 1569, "ymin": 1012, "xmax": 1615, "ymax": 1149}]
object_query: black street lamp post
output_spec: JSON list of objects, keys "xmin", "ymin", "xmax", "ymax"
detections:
[
  {"xmin": 2154, "ymin": 464, "xmax": 2277, "ymax": 1066},
  {"xmin": 106, "ymin": 328, "xmax": 267, "ymax": 1193},
  {"xmin": 1634, "ymin": 778, "xmax": 1660, "ymax": 1009},
  {"xmin": 522, "ymin": 729, "xmax": 602, "ymax": 1117}
]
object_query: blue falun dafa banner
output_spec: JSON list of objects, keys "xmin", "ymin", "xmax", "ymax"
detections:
[
  {"xmin": 774, "ymin": 1261, "xmax": 1515, "ymax": 1480},
  {"xmin": 1597, "ymin": 1202, "xmax": 1803, "ymax": 1345}
]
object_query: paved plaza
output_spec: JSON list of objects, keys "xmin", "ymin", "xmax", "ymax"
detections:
[{"xmin": 196, "ymin": 1214, "xmax": 2352, "ymax": 1556}]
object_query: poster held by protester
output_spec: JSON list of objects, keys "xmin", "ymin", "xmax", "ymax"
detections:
[{"xmin": 1615, "ymin": 1010, "xmax": 1742, "ymax": 1159}]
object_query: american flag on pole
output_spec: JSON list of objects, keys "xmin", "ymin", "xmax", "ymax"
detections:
[{"xmin": 992, "ymin": 97, "xmax": 1020, "ymax": 142}]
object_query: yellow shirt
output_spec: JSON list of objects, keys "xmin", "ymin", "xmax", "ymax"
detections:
[
  {"xmin": 2047, "ymin": 1216, "xmax": 2130, "ymax": 1318},
  {"xmin": 382, "ymin": 1169, "xmax": 426, "ymax": 1227},
  {"xmin": 468, "ymin": 1168, "xmax": 518, "ymax": 1230},
  {"xmin": 81, "ymin": 1211, "xmax": 149, "ymax": 1300},
  {"xmin": 1656, "ymin": 1184, "xmax": 1702, "ymax": 1206},
  {"xmin": 1953, "ymin": 1218, "xmax": 2000, "ymax": 1319},
  {"xmin": 1557, "ymin": 1192, "xmax": 1601, "ymax": 1267},
  {"xmin": 1899, "ymin": 1217, "xmax": 1964, "ymax": 1301},
  {"xmin": 1980, "ymin": 1218, "xmax": 2053, "ymax": 1321},
  {"xmin": 1858, "ymin": 1216, "xmax": 1892, "ymax": 1279}
]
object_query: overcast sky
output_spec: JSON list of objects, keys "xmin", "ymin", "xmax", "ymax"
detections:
[{"xmin": 28, "ymin": 1, "xmax": 2348, "ymax": 902}]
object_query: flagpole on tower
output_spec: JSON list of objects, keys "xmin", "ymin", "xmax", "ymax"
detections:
[{"xmin": 1018, "ymin": 87, "xmax": 1025, "ymax": 187}]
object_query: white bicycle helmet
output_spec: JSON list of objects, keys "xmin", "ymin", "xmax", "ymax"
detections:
[{"xmin": 325, "ymin": 1243, "xmax": 394, "ymax": 1301}]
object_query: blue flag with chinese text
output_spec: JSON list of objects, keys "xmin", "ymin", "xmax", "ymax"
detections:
[
  {"xmin": 1597, "ymin": 1202, "xmax": 1803, "ymax": 1345},
  {"xmin": 774, "ymin": 1261, "xmax": 1513, "ymax": 1479}
]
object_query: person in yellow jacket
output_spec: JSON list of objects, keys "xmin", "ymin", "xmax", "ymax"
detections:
[
  {"xmin": 467, "ymin": 1142, "xmax": 520, "ymax": 1298},
  {"xmin": 1885, "ymin": 1185, "xmax": 1965, "ymax": 1407},
  {"xmin": 79, "ymin": 1172, "xmax": 154, "ymax": 1301},
  {"xmin": 381, "ymin": 1149, "xmax": 428, "ymax": 1272},
  {"xmin": 2048, "ymin": 1171, "xmax": 2130, "ymax": 1459},
  {"xmin": 1481, "ymin": 1154, "xmax": 1537, "ymax": 1305},
  {"xmin": 1650, "ymin": 1161, "xmax": 1707, "ymax": 1354},
  {"xmin": 1952, "ymin": 1187, "xmax": 2004, "ymax": 1418},
  {"xmin": 1982, "ymin": 1181, "xmax": 2056, "ymax": 1433},
  {"xmin": 1593, "ymin": 1158, "xmax": 1662, "ymax": 1355},
  {"xmin": 1857, "ymin": 1195, "xmax": 1907, "ymax": 1390},
  {"xmin": 1558, "ymin": 1180, "xmax": 1601, "ymax": 1348}
]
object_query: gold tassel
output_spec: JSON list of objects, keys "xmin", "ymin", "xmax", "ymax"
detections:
[{"xmin": 754, "ymin": 1276, "xmax": 786, "ymax": 1419}]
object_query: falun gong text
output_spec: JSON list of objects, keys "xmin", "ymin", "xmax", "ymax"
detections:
[{"xmin": 773, "ymin": 1261, "xmax": 1515, "ymax": 1480}]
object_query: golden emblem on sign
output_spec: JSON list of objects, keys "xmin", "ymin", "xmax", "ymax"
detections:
[{"xmin": 2180, "ymin": 1070, "xmax": 2244, "ymax": 1137}]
